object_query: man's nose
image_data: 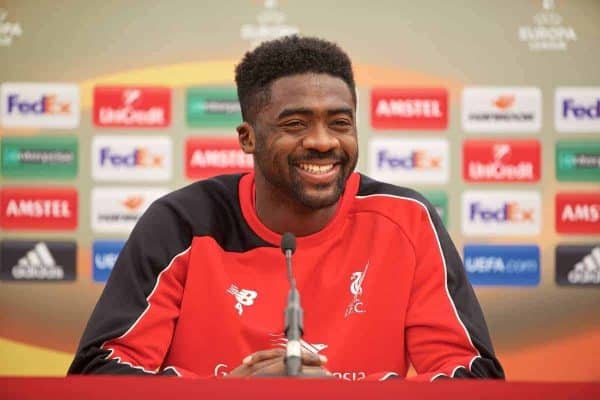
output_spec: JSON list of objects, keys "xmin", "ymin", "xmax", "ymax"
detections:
[{"xmin": 302, "ymin": 123, "xmax": 340, "ymax": 152}]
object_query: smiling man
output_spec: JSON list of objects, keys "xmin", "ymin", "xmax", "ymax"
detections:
[{"xmin": 69, "ymin": 36, "xmax": 504, "ymax": 381}]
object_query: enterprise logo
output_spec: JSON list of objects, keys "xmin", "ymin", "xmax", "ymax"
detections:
[
  {"xmin": 556, "ymin": 141, "xmax": 600, "ymax": 181},
  {"xmin": 464, "ymin": 245, "xmax": 540, "ymax": 286},
  {"xmin": 1, "ymin": 136, "xmax": 78, "ymax": 179}
]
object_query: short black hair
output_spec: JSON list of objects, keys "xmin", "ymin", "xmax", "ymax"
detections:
[{"xmin": 235, "ymin": 35, "xmax": 356, "ymax": 124}]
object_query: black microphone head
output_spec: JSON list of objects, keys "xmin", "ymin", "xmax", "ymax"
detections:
[{"xmin": 281, "ymin": 232, "xmax": 296, "ymax": 254}]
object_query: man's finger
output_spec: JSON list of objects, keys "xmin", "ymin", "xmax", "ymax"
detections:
[
  {"xmin": 301, "ymin": 351, "xmax": 328, "ymax": 366},
  {"xmin": 249, "ymin": 358, "xmax": 286, "ymax": 376},
  {"xmin": 302, "ymin": 366, "xmax": 334, "ymax": 378},
  {"xmin": 242, "ymin": 348, "xmax": 285, "ymax": 366}
]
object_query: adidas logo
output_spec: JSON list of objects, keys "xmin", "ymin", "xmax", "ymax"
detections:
[
  {"xmin": 11, "ymin": 242, "xmax": 64, "ymax": 280},
  {"xmin": 568, "ymin": 246, "xmax": 600, "ymax": 284}
]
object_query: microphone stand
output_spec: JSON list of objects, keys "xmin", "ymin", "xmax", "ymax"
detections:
[{"xmin": 282, "ymin": 233, "xmax": 303, "ymax": 376}]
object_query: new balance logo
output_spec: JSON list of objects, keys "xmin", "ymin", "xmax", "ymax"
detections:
[
  {"xmin": 11, "ymin": 242, "xmax": 64, "ymax": 280},
  {"xmin": 345, "ymin": 262, "xmax": 370, "ymax": 317},
  {"xmin": 567, "ymin": 246, "xmax": 600, "ymax": 285},
  {"xmin": 227, "ymin": 284, "xmax": 257, "ymax": 315}
]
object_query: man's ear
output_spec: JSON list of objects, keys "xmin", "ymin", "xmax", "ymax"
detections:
[{"xmin": 237, "ymin": 122, "xmax": 256, "ymax": 154}]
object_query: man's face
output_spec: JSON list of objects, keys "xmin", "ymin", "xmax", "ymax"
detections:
[{"xmin": 250, "ymin": 73, "xmax": 358, "ymax": 210}]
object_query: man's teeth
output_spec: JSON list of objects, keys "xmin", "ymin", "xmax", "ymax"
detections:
[{"xmin": 298, "ymin": 163, "xmax": 335, "ymax": 174}]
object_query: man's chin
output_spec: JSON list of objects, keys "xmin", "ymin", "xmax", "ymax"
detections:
[{"xmin": 294, "ymin": 185, "xmax": 343, "ymax": 210}]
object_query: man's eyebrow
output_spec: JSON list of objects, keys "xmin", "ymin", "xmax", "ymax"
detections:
[
  {"xmin": 327, "ymin": 107, "xmax": 354, "ymax": 117},
  {"xmin": 277, "ymin": 107, "xmax": 354, "ymax": 119},
  {"xmin": 277, "ymin": 107, "xmax": 314, "ymax": 120}
]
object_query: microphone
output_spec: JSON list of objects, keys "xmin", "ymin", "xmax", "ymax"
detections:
[{"xmin": 281, "ymin": 232, "xmax": 303, "ymax": 377}]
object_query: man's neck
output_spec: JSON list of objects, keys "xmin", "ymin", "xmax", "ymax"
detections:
[{"xmin": 254, "ymin": 176, "xmax": 339, "ymax": 237}]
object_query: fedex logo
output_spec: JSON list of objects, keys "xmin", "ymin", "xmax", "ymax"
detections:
[
  {"xmin": 186, "ymin": 137, "xmax": 253, "ymax": 179},
  {"xmin": 377, "ymin": 150, "xmax": 441, "ymax": 170},
  {"xmin": 556, "ymin": 193, "xmax": 600, "ymax": 234},
  {"xmin": 555, "ymin": 87, "xmax": 600, "ymax": 132},
  {"xmin": 7, "ymin": 94, "xmax": 71, "ymax": 115},
  {"xmin": 0, "ymin": 83, "xmax": 79, "ymax": 128},
  {"xmin": 99, "ymin": 147, "xmax": 164, "ymax": 167},
  {"xmin": 462, "ymin": 191, "xmax": 541, "ymax": 236},
  {"xmin": 562, "ymin": 99, "xmax": 600, "ymax": 119},
  {"xmin": 92, "ymin": 136, "xmax": 172, "ymax": 181},
  {"xmin": 463, "ymin": 139, "xmax": 540, "ymax": 182},
  {"xmin": 370, "ymin": 88, "xmax": 447, "ymax": 130},
  {"xmin": 369, "ymin": 138, "xmax": 448, "ymax": 184},
  {"xmin": 469, "ymin": 202, "xmax": 534, "ymax": 222},
  {"xmin": 93, "ymin": 86, "xmax": 170, "ymax": 128}
]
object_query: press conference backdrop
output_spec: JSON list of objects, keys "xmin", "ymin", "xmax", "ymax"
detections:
[{"xmin": 0, "ymin": 0, "xmax": 599, "ymax": 381}]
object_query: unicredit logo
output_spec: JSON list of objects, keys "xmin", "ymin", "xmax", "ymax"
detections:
[
  {"xmin": 0, "ymin": 187, "xmax": 78, "ymax": 230},
  {"xmin": 377, "ymin": 150, "xmax": 441, "ymax": 170},
  {"xmin": 556, "ymin": 193, "xmax": 600, "ymax": 234},
  {"xmin": 463, "ymin": 140, "xmax": 540, "ymax": 182},
  {"xmin": 469, "ymin": 202, "xmax": 534, "ymax": 222},
  {"xmin": 99, "ymin": 147, "xmax": 164, "ymax": 167},
  {"xmin": 6, "ymin": 94, "xmax": 71, "ymax": 115},
  {"xmin": 186, "ymin": 137, "xmax": 253, "ymax": 179},
  {"xmin": 94, "ymin": 86, "xmax": 170, "ymax": 128},
  {"xmin": 370, "ymin": 88, "xmax": 447, "ymax": 130}
]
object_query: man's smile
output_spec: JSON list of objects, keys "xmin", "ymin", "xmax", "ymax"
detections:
[{"xmin": 294, "ymin": 162, "xmax": 341, "ymax": 184}]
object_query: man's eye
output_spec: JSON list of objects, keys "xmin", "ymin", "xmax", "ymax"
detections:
[
  {"xmin": 284, "ymin": 121, "xmax": 305, "ymax": 128},
  {"xmin": 332, "ymin": 120, "xmax": 352, "ymax": 127}
]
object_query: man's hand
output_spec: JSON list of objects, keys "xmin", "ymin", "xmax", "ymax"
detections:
[{"xmin": 224, "ymin": 348, "xmax": 332, "ymax": 378}]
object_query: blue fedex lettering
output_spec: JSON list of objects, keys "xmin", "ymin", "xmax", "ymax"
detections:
[
  {"xmin": 100, "ymin": 147, "xmax": 138, "ymax": 166},
  {"xmin": 7, "ymin": 94, "xmax": 71, "ymax": 115},
  {"xmin": 92, "ymin": 241, "xmax": 125, "ymax": 283},
  {"xmin": 469, "ymin": 202, "xmax": 533, "ymax": 222},
  {"xmin": 377, "ymin": 150, "xmax": 414, "ymax": 169},
  {"xmin": 463, "ymin": 245, "xmax": 540, "ymax": 286},
  {"xmin": 99, "ymin": 147, "xmax": 162, "ymax": 167},
  {"xmin": 562, "ymin": 98, "xmax": 600, "ymax": 119},
  {"xmin": 377, "ymin": 150, "xmax": 439, "ymax": 170}
]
